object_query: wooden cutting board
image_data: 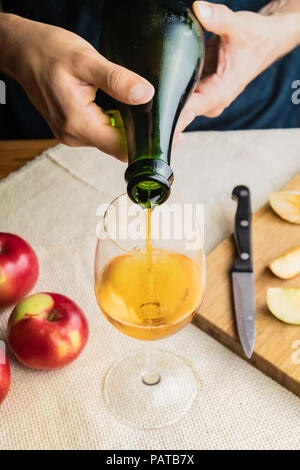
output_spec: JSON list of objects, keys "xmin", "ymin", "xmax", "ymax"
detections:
[{"xmin": 194, "ymin": 173, "xmax": 300, "ymax": 397}]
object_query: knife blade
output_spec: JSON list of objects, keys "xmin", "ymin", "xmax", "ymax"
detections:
[{"xmin": 231, "ymin": 185, "xmax": 256, "ymax": 359}]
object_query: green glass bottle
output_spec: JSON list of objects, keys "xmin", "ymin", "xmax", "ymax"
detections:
[{"xmin": 100, "ymin": 0, "xmax": 205, "ymax": 207}]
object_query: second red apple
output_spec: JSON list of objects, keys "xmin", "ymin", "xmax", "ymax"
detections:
[{"xmin": 8, "ymin": 293, "xmax": 89, "ymax": 370}]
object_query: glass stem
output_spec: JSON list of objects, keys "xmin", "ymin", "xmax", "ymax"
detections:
[{"xmin": 142, "ymin": 346, "xmax": 161, "ymax": 386}]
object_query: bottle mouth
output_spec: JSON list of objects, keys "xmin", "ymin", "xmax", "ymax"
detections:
[
  {"xmin": 125, "ymin": 160, "xmax": 174, "ymax": 208},
  {"xmin": 128, "ymin": 177, "xmax": 170, "ymax": 207}
]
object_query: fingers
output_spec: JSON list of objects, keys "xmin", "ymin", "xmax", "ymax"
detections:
[
  {"xmin": 186, "ymin": 74, "xmax": 231, "ymax": 118},
  {"xmin": 173, "ymin": 108, "xmax": 196, "ymax": 146},
  {"xmin": 51, "ymin": 97, "xmax": 128, "ymax": 161},
  {"xmin": 188, "ymin": 92, "xmax": 226, "ymax": 118},
  {"xmin": 77, "ymin": 102, "xmax": 128, "ymax": 160},
  {"xmin": 54, "ymin": 134, "xmax": 90, "ymax": 147},
  {"xmin": 76, "ymin": 102, "xmax": 128, "ymax": 160},
  {"xmin": 48, "ymin": 74, "xmax": 128, "ymax": 159},
  {"xmin": 172, "ymin": 133, "xmax": 185, "ymax": 149},
  {"xmin": 193, "ymin": 1, "xmax": 239, "ymax": 36},
  {"xmin": 175, "ymin": 109, "xmax": 195, "ymax": 134},
  {"xmin": 205, "ymin": 107, "xmax": 225, "ymax": 118},
  {"xmin": 80, "ymin": 53, "xmax": 155, "ymax": 105}
]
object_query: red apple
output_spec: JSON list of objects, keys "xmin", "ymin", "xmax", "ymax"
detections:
[
  {"xmin": 0, "ymin": 345, "xmax": 10, "ymax": 404},
  {"xmin": 0, "ymin": 233, "xmax": 39, "ymax": 309},
  {"xmin": 8, "ymin": 293, "xmax": 89, "ymax": 370}
]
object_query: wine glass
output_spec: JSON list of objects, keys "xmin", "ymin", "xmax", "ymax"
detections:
[{"xmin": 94, "ymin": 192, "xmax": 206, "ymax": 429}]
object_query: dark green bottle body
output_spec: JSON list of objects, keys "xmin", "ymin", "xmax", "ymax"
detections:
[{"xmin": 100, "ymin": 0, "xmax": 205, "ymax": 207}]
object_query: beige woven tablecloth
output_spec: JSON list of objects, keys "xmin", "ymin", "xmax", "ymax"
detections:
[{"xmin": 0, "ymin": 129, "xmax": 300, "ymax": 450}]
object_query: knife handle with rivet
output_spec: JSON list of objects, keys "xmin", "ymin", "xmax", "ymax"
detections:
[{"xmin": 232, "ymin": 185, "xmax": 253, "ymax": 273}]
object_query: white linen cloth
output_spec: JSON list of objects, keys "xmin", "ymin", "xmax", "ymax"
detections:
[{"xmin": 0, "ymin": 129, "xmax": 299, "ymax": 450}]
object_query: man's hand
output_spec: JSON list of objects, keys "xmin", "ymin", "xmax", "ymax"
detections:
[
  {"xmin": 174, "ymin": 0, "xmax": 300, "ymax": 143},
  {"xmin": 0, "ymin": 14, "xmax": 154, "ymax": 161}
]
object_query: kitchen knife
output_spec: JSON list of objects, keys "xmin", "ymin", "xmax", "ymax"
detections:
[{"xmin": 231, "ymin": 185, "xmax": 256, "ymax": 359}]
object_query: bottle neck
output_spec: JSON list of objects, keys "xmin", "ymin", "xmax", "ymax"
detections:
[{"xmin": 125, "ymin": 159, "xmax": 174, "ymax": 208}]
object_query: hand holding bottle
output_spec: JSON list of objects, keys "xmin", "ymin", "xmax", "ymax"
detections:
[
  {"xmin": 0, "ymin": 13, "xmax": 154, "ymax": 160},
  {"xmin": 175, "ymin": 0, "xmax": 300, "ymax": 142}
]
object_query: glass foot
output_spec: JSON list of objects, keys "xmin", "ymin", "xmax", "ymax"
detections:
[{"xmin": 102, "ymin": 349, "xmax": 201, "ymax": 430}]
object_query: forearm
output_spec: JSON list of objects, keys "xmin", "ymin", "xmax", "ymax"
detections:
[
  {"xmin": 0, "ymin": 13, "xmax": 26, "ymax": 78},
  {"xmin": 261, "ymin": 0, "xmax": 300, "ymax": 58}
]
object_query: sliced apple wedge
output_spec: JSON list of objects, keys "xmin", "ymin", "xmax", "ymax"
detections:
[
  {"xmin": 269, "ymin": 245, "xmax": 300, "ymax": 279},
  {"xmin": 267, "ymin": 288, "xmax": 300, "ymax": 325},
  {"xmin": 269, "ymin": 191, "xmax": 300, "ymax": 224}
]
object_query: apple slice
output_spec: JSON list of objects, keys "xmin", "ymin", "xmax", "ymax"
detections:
[
  {"xmin": 267, "ymin": 288, "xmax": 300, "ymax": 325},
  {"xmin": 269, "ymin": 245, "xmax": 300, "ymax": 279},
  {"xmin": 269, "ymin": 191, "xmax": 300, "ymax": 224}
]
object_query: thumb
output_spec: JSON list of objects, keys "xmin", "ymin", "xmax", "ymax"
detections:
[
  {"xmin": 84, "ymin": 55, "xmax": 155, "ymax": 105},
  {"xmin": 193, "ymin": 1, "xmax": 239, "ymax": 35}
]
